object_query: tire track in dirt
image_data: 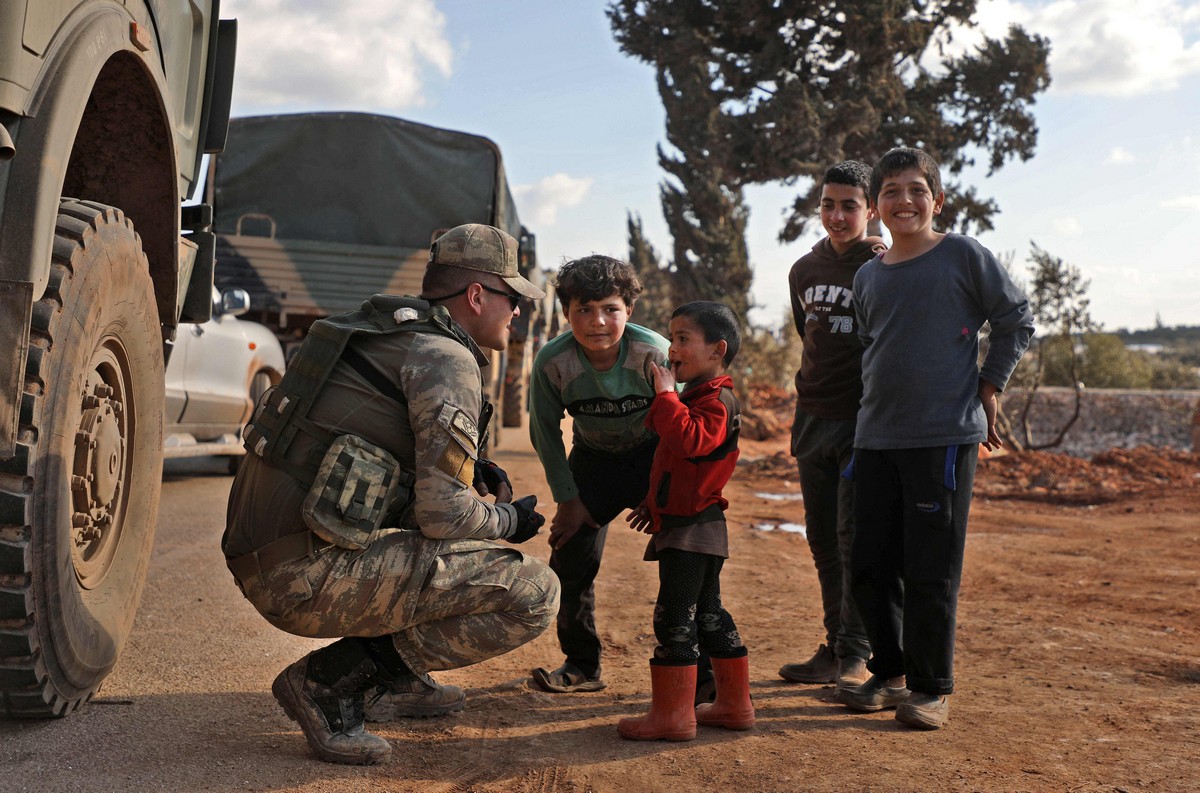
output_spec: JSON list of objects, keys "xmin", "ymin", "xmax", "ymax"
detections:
[{"xmin": 518, "ymin": 764, "xmax": 568, "ymax": 793}]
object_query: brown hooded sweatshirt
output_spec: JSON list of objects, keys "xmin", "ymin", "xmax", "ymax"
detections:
[{"xmin": 788, "ymin": 235, "xmax": 887, "ymax": 419}]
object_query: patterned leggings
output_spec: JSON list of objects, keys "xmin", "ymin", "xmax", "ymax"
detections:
[{"xmin": 652, "ymin": 548, "xmax": 744, "ymax": 663}]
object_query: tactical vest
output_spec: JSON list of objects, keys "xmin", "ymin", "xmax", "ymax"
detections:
[{"xmin": 243, "ymin": 295, "xmax": 484, "ymax": 546}]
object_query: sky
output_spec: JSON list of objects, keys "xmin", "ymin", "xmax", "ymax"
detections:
[{"xmin": 218, "ymin": 0, "xmax": 1200, "ymax": 333}]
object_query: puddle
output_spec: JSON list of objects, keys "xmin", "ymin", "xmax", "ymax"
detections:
[
  {"xmin": 754, "ymin": 522, "xmax": 807, "ymax": 539},
  {"xmin": 754, "ymin": 492, "xmax": 804, "ymax": 501}
]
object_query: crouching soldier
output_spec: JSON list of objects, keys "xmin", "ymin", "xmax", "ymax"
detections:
[{"xmin": 223, "ymin": 224, "xmax": 559, "ymax": 765}]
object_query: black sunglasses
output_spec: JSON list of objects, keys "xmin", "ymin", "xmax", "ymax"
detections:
[
  {"xmin": 425, "ymin": 283, "xmax": 522, "ymax": 310},
  {"xmin": 480, "ymin": 284, "xmax": 522, "ymax": 311}
]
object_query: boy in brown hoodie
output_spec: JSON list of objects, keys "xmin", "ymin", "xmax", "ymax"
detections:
[{"xmin": 778, "ymin": 161, "xmax": 886, "ymax": 690}]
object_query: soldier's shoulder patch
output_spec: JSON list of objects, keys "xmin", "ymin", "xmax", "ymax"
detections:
[
  {"xmin": 437, "ymin": 402, "xmax": 479, "ymax": 449},
  {"xmin": 451, "ymin": 408, "xmax": 478, "ymax": 441},
  {"xmin": 435, "ymin": 402, "xmax": 479, "ymax": 487}
]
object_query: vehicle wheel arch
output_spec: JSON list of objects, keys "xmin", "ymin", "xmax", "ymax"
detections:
[{"xmin": 1, "ymin": 8, "xmax": 178, "ymax": 328}]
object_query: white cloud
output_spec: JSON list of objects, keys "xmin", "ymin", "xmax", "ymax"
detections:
[
  {"xmin": 1160, "ymin": 195, "xmax": 1200, "ymax": 211},
  {"xmin": 943, "ymin": 0, "xmax": 1200, "ymax": 97},
  {"xmin": 1105, "ymin": 147, "xmax": 1137, "ymax": 164},
  {"xmin": 223, "ymin": 0, "xmax": 453, "ymax": 113},
  {"xmin": 513, "ymin": 173, "xmax": 594, "ymax": 226},
  {"xmin": 1052, "ymin": 217, "xmax": 1082, "ymax": 236}
]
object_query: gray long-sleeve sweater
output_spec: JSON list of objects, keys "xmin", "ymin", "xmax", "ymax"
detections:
[{"xmin": 852, "ymin": 233, "xmax": 1035, "ymax": 450}]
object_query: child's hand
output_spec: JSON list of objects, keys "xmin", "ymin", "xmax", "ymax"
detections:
[
  {"xmin": 979, "ymin": 379, "xmax": 1002, "ymax": 451},
  {"xmin": 548, "ymin": 497, "xmax": 600, "ymax": 550},
  {"xmin": 626, "ymin": 504, "xmax": 657, "ymax": 534},
  {"xmin": 648, "ymin": 361, "xmax": 676, "ymax": 394}
]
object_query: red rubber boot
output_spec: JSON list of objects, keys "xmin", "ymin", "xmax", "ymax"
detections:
[
  {"xmin": 617, "ymin": 662, "xmax": 697, "ymax": 741},
  {"xmin": 696, "ymin": 653, "xmax": 755, "ymax": 730}
]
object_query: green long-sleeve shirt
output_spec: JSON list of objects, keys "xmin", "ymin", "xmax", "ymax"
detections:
[{"xmin": 529, "ymin": 323, "xmax": 670, "ymax": 503}]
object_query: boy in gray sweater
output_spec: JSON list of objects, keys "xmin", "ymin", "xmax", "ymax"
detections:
[{"xmin": 838, "ymin": 147, "xmax": 1034, "ymax": 730}]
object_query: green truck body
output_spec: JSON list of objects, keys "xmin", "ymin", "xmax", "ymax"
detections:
[
  {"xmin": 0, "ymin": 1, "xmax": 236, "ymax": 717},
  {"xmin": 210, "ymin": 112, "xmax": 551, "ymax": 431}
]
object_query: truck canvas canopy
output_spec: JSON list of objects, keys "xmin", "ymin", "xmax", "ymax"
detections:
[
  {"xmin": 214, "ymin": 112, "xmax": 524, "ymax": 248},
  {"xmin": 211, "ymin": 112, "xmax": 535, "ymax": 334}
]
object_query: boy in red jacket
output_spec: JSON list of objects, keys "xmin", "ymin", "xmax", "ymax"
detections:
[{"xmin": 617, "ymin": 301, "xmax": 753, "ymax": 741}]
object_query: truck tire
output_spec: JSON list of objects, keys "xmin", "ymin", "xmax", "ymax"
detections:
[
  {"xmin": 502, "ymin": 339, "xmax": 526, "ymax": 428},
  {"xmin": 0, "ymin": 200, "xmax": 164, "ymax": 718}
]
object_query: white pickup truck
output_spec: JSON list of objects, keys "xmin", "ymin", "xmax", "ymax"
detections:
[{"xmin": 164, "ymin": 287, "xmax": 285, "ymax": 472}]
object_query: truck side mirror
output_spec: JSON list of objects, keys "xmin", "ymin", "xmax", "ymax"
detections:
[{"xmin": 219, "ymin": 288, "xmax": 250, "ymax": 317}]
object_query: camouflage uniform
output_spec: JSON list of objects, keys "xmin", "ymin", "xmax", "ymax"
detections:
[{"xmin": 223, "ymin": 323, "xmax": 559, "ymax": 674}]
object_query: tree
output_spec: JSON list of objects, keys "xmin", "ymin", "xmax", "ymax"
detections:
[
  {"xmin": 629, "ymin": 25, "xmax": 755, "ymax": 319},
  {"xmin": 1000, "ymin": 243, "xmax": 1099, "ymax": 451},
  {"xmin": 626, "ymin": 212, "xmax": 675, "ymax": 335},
  {"xmin": 608, "ymin": 0, "xmax": 1051, "ymax": 292}
]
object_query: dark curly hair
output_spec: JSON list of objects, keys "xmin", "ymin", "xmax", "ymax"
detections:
[
  {"xmin": 553, "ymin": 255, "xmax": 642, "ymax": 310},
  {"xmin": 822, "ymin": 160, "xmax": 873, "ymax": 196}
]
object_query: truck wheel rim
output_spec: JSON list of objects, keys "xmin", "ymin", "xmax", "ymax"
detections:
[{"xmin": 70, "ymin": 337, "xmax": 132, "ymax": 589}]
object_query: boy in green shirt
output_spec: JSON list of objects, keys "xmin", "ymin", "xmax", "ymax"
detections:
[{"xmin": 528, "ymin": 255, "xmax": 670, "ymax": 694}]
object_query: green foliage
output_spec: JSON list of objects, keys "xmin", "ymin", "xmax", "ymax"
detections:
[
  {"xmin": 1079, "ymin": 335, "xmax": 1153, "ymax": 389},
  {"xmin": 1148, "ymin": 356, "xmax": 1200, "ymax": 389},
  {"xmin": 615, "ymin": 16, "xmax": 754, "ymax": 318},
  {"xmin": 626, "ymin": 212, "xmax": 675, "ymax": 335},
  {"xmin": 1033, "ymin": 333, "xmax": 1200, "ymax": 390},
  {"xmin": 1001, "ymin": 243, "xmax": 1095, "ymax": 450},
  {"xmin": 1116, "ymin": 324, "xmax": 1200, "ymax": 370},
  {"xmin": 1027, "ymin": 243, "xmax": 1099, "ymax": 339},
  {"xmin": 608, "ymin": 0, "xmax": 1051, "ymax": 245},
  {"xmin": 736, "ymin": 310, "xmax": 804, "ymax": 389}
]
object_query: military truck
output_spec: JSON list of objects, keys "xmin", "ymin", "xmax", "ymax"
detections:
[
  {"xmin": 0, "ymin": 3, "xmax": 236, "ymax": 717},
  {"xmin": 208, "ymin": 112, "xmax": 551, "ymax": 435}
]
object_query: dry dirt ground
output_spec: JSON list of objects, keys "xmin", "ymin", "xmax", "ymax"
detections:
[
  {"xmin": 3, "ymin": 412, "xmax": 1198, "ymax": 792},
  {"xmin": 425, "ymin": 434, "xmax": 1198, "ymax": 793}
]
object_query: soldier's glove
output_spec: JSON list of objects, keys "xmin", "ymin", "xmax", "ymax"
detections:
[
  {"xmin": 474, "ymin": 458, "xmax": 512, "ymax": 497},
  {"xmin": 507, "ymin": 495, "xmax": 545, "ymax": 544}
]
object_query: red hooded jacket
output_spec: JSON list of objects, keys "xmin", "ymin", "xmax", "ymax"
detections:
[{"xmin": 644, "ymin": 374, "xmax": 740, "ymax": 530}]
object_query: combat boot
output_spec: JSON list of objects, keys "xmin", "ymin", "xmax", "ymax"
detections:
[
  {"xmin": 618, "ymin": 662, "xmax": 697, "ymax": 741},
  {"xmin": 272, "ymin": 654, "xmax": 392, "ymax": 765},
  {"xmin": 696, "ymin": 653, "xmax": 755, "ymax": 730},
  {"xmin": 364, "ymin": 672, "xmax": 466, "ymax": 721}
]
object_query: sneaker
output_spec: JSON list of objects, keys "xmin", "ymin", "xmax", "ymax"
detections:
[
  {"xmin": 896, "ymin": 692, "xmax": 950, "ymax": 729},
  {"xmin": 271, "ymin": 656, "xmax": 392, "ymax": 765},
  {"xmin": 836, "ymin": 656, "xmax": 870, "ymax": 690},
  {"xmin": 778, "ymin": 644, "xmax": 838, "ymax": 684},
  {"xmin": 836, "ymin": 674, "xmax": 910, "ymax": 712},
  {"xmin": 531, "ymin": 662, "xmax": 607, "ymax": 693},
  {"xmin": 364, "ymin": 673, "xmax": 466, "ymax": 721}
]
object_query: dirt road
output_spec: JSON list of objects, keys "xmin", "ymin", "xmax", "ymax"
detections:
[{"xmin": 1, "ymin": 431, "xmax": 1196, "ymax": 792}]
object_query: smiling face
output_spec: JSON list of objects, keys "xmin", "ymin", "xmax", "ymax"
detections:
[
  {"xmin": 565, "ymin": 293, "xmax": 631, "ymax": 370},
  {"xmin": 819, "ymin": 182, "xmax": 873, "ymax": 254},
  {"xmin": 875, "ymin": 166, "xmax": 945, "ymax": 245},
  {"xmin": 667, "ymin": 314, "xmax": 726, "ymax": 386}
]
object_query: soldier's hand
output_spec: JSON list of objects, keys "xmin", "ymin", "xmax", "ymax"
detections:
[
  {"xmin": 507, "ymin": 495, "xmax": 545, "ymax": 544},
  {"xmin": 474, "ymin": 458, "xmax": 513, "ymax": 503}
]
